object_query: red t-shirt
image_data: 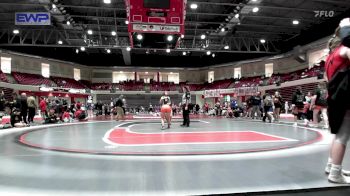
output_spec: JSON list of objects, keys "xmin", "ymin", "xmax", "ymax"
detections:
[
  {"xmin": 39, "ymin": 100, "xmax": 47, "ymax": 111},
  {"xmin": 326, "ymin": 45, "xmax": 350, "ymax": 80},
  {"xmin": 74, "ymin": 110, "xmax": 82, "ymax": 119},
  {"xmin": 62, "ymin": 112, "xmax": 70, "ymax": 119}
]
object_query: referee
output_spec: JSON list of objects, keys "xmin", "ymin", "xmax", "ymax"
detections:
[{"xmin": 181, "ymin": 86, "xmax": 191, "ymax": 127}]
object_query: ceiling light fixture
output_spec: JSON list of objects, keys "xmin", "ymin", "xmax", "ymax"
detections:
[
  {"xmin": 292, "ymin": 20, "xmax": 300, "ymax": 25},
  {"xmin": 167, "ymin": 35, "xmax": 174, "ymax": 42},
  {"xmin": 106, "ymin": 49, "xmax": 111, "ymax": 54},
  {"xmin": 13, "ymin": 29, "xmax": 19, "ymax": 34},
  {"xmin": 190, "ymin": 3, "xmax": 198, "ymax": 9},
  {"xmin": 126, "ymin": 47, "xmax": 131, "ymax": 51},
  {"xmin": 201, "ymin": 34, "xmax": 206, "ymax": 39},
  {"xmin": 235, "ymin": 14, "xmax": 240, "ymax": 18},
  {"xmin": 87, "ymin": 29, "xmax": 93, "ymax": 35},
  {"xmin": 260, "ymin": 39, "xmax": 266, "ymax": 44},
  {"xmin": 206, "ymin": 51, "xmax": 211, "ymax": 55},
  {"xmin": 103, "ymin": 0, "xmax": 111, "ymax": 4},
  {"xmin": 80, "ymin": 46, "xmax": 86, "ymax": 51},
  {"xmin": 58, "ymin": 40, "xmax": 63, "ymax": 45},
  {"xmin": 166, "ymin": 49, "xmax": 171, "ymax": 53},
  {"xmin": 224, "ymin": 45, "xmax": 230, "ymax": 50},
  {"xmin": 137, "ymin": 34, "xmax": 143, "ymax": 40},
  {"xmin": 111, "ymin": 31, "xmax": 117, "ymax": 36},
  {"xmin": 252, "ymin": 7, "xmax": 259, "ymax": 13}
]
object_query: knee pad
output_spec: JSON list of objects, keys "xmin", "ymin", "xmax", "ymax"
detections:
[{"xmin": 335, "ymin": 132, "xmax": 350, "ymax": 146}]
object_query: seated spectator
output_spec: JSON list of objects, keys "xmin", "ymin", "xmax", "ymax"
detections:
[
  {"xmin": 226, "ymin": 107, "xmax": 234, "ymax": 118},
  {"xmin": 45, "ymin": 109, "xmax": 59, "ymax": 124},
  {"xmin": 10, "ymin": 108, "xmax": 27, "ymax": 127},
  {"xmin": 62, "ymin": 109, "xmax": 72, "ymax": 123},
  {"xmin": 74, "ymin": 105, "xmax": 87, "ymax": 121}
]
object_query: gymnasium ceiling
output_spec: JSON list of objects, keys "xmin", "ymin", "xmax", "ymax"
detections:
[{"xmin": 0, "ymin": 0, "xmax": 349, "ymax": 67}]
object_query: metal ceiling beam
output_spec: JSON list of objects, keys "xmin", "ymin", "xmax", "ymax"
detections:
[
  {"xmin": 242, "ymin": 15, "xmax": 315, "ymax": 22},
  {"xmin": 0, "ymin": 43, "xmax": 279, "ymax": 54},
  {"xmin": 236, "ymin": 30, "xmax": 298, "ymax": 35},
  {"xmin": 0, "ymin": 2, "xmax": 322, "ymax": 13},
  {"xmin": 0, "ymin": 28, "xmax": 279, "ymax": 54},
  {"xmin": 311, "ymin": 0, "xmax": 350, "ymax": 6},
  {"xmin": 0, "ymin": 11, "xmax": 318, "ymax": 23},
  {"xmin": 187, "ymin": 1, "xmax": 314, "ymax": 12}
]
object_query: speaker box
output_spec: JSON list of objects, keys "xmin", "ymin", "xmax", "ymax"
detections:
[{"xmin": 293, "ymin": 45, "xmax": 306, "ymax": 63}]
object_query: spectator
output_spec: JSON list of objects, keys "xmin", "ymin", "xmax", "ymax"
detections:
[
  {"xmin": 292, "ymin": 87, "xmax": 306, "ymax": 127},
  {"xmin": 115, "ymin": 95, "xmax": 125, "ymax": 121},
  {"xmin": 195, "ymin": 104, "xmax": 200, "ymax": 114},
  {"xmin": 273, "ymin": 91, "xmax": 283, "ymax": 122},
  {"xmin": 305, "ymin": 92, "xmax": 313, "ymax": 122},
  {"xmin": 204, "ymin": 102, "xmax": 209, "ymax": 114},
  {"xmin": 62, "ymin": 109, "xmax": 72, "ymax": 123},
  {"xmin": 74, "ymin": 104, "xmax": 87, "ymax": 121},
  {"xmin": 311, "ymin": 82, "xmax": 329, "ymax": 128},
  {"xmin": 215, "ymin": 100, "xmax": 221, "ymax": 116},
  {"xmin": 250, "ymin": 92, "xmax": 262, "ymax": 119},
  {"xmin": 10, "ymin": 108, "xmax": 27, "ymax": 127},
  {"xmin": 27, "ymin": 95, "xmax": 37, "ymax": 124},
  {"xmin": 39, "ymin": 97, "xmax": 47, "ymax": 118},
  {"xmin": 45, "ymin": 108, "xmax": 59, "ymax": 124},
  {"xmin": 285, "ymin": 101, "xmax": 289, "ymax": 114},
  {"xmin": 262, "ymin": 92, "xmax": 273, "ymax": 123},
  {"xmin": 20, "ymin": 93, "xmax": 28, "ymax": 124},
  {"xmin": 0, "ymin": 91, "xmax": 5, "ymax": 114}
]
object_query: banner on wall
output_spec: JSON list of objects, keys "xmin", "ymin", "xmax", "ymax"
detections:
[{"xmin": 204, "ymin": 87, "xmax": 258, "ymax": 98}]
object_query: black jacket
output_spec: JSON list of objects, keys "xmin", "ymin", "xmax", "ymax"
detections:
[
  {"xmin": 115, "ymin": 99, "xmax": 123, "ymax": 107},
  {"xmin": 292, "ymin": 91, "xmax": 305, "ymax": 108},
  {"xmin": 327, "ymin": 67, "xmax": 350, "ymax": 134},
  {"xmin": 20, "ymin": 97, "xmax": 28, "ymax": 112}
]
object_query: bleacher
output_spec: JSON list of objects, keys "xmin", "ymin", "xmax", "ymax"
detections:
[
  {"xmin": 0, "ymin": 63, "xmax": 326, "ymax": 93},
  {"xmin": 202, "ymin": 79, "xmax": 233, "ymax": 90},
  {"xmin": 233, "ymin": 76, "xmax": 262, "ymax": 88},
  {"xmin": 0, "ymin": 87, "xmax": 13, "ymax": 101},
  {"xmin": 80, "ymin": 80, "xmax": 92, "ymax": 89},
  {"xmin": 150, "ymin": 81, "xmax": 177, "ymax": 91},
  {"xmin": 119, "ymin": 81, "xmax": 144, "ymax": 91},
  {"xmin": 180, "ymin": 82, "xmax": 204, "ymax": 92},
  {"xmin": 51, "ymin": 77, "xmax": 87, "ymax": 89},
  {"xmin": 0, "ymin": 71, "xmax": 8, "ymax": 83},
  {"xmin": 12, "ymin": 72, "xmax": 56, "ymax": 86},
  {"xmin": 266, "ymin": 83, "xmax": 319, "ymax": 103},
  {"xmin": 90, "ymin": 83, "xmax": 112, "ymax": 90}
]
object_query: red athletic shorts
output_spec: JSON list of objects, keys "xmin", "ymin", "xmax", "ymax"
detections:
[{"xmin": 161, "ymin": 105, "xmax": 172, "ymax": 113}]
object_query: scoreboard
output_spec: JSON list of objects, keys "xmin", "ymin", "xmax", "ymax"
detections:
[{"xmin": 125, "ymin": 0, "xmax": 187, "ymax": 48}]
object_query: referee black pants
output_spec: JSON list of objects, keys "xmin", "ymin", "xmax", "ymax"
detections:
[{"xmin": 182, "ymin": 107, "xmax": 190, "ymax": 127}]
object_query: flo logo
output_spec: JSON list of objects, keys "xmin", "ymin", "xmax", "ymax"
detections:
[{"xmin": 314, "ymin": 10, "xmax": 335, "ymax": 18}]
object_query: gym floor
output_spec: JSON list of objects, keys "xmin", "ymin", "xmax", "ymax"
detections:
[{"xmin": 0, "ymin": 117, "xmax": 349, "ymax": 195}]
